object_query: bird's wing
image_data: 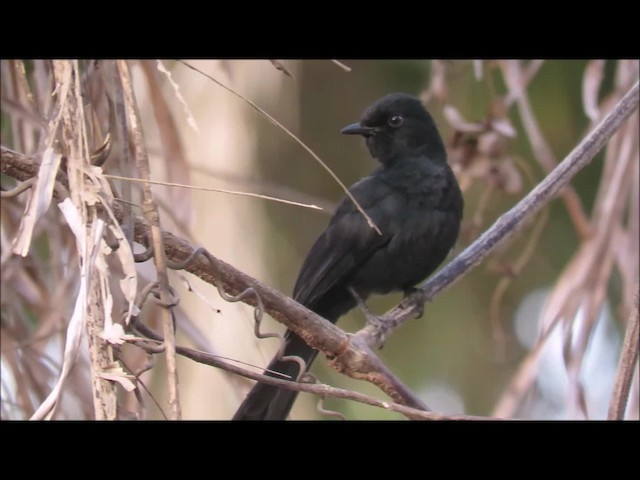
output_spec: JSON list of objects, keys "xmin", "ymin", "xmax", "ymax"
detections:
[{"xmin": 292, "ymin": 176, "xmax": 394, "ymax": 308}]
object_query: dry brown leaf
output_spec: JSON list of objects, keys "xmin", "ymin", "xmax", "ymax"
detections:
[
  {"xmin": 12, "ymin": 148, "xmax": 63, "ymax": 256},
  {"xmin": 491, "ymin": 117, "xmax": 517, "ymax": 138},
  {"xmin": 30, "ymin": 199, "xmax": 89, "ymax": 420}
]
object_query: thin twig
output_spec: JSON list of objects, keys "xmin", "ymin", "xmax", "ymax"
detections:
[
  {"xmin": 501, "ymin": 60, "xmax": 592, "ymax": 239},
  {"xmin": 608, "ymin": 287, "xmax": 640, "ymax": 420},
  {"xmin": 0, "ymin": 177, "xmax": 35, "ymax": 197},
  {"xmin": 189, "ymin": 163, "xmax": 336, "ymax": 214},
  {"xmin": 116, "ymin": 60, "xmax": 181, "ymax": 420},
  {"xmin": 103, "ymin": 174, "xmax": 322, "ymax": 210},
  {"xmin": 178, "ymin": 60, "xmax": 380, "ymax": 234},
  {"xmin": 134, "ymin": 320, "xmax": 496, "ymax": 421},
  {"xmin": 331, "ymin": 60, "xmax": 352, "ymax": 72}
]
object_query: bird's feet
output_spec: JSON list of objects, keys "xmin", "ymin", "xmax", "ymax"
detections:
[
  {"xmin": 348, "ymin": 286, "xmax": 386, "ymax": 330},
  {"xmin": 403, "ymin": 287, "xmax": 424, "ymax": 319}
]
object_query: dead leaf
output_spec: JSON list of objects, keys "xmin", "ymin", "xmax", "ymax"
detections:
[{"xmin": 12, "ymin": 148, "xmax": 63, "ymax": 256}]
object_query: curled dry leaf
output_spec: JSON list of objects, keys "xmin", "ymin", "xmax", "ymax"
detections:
[
  {"xmin": 99, "ymin": 322, "xmax": 145, "ymax": 347},
  {"xmin": 100, "ymin": 322, "xmax": 127, "ymax": 345},
  {"xmin": 443, "ymin": 99, "xmax": 521, "ymax": 197},
  {"xmin": 491, "ymin": 117, "xmax": 517, "ymax": 138},
  {"xmin": 30, "ymin": 198, "xmax": 89, "ymax": 420}
]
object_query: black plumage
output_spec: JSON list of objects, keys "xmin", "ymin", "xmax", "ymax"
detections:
[{"xmin": 233, "ymin": 93, "xmax": 463, "ymax": 420}]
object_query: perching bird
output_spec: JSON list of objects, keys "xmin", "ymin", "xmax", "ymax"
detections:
[{"xmin": 233, "ymin": 93, "xmax": 463, "ymax": 420}]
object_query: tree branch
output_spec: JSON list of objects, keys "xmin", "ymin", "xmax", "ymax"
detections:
[
  {"xmin": 158, "ymin": 233, "xmax": 429, "ymax": 410},
  {"xmin": 608, "ymin": 286, "xmax": 640, "ymax": 420},
  {"xmin": 133, "ymin": 320, "xmax": 494, "ymax": 421},
  {"xmin": 501, "ymin": 60, "xmax": 592, "ymax": 239}
]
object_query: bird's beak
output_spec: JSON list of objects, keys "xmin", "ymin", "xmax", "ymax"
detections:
[{"xmin": 341, "ymin": 122, "xmax": 377, "ymax": 136}]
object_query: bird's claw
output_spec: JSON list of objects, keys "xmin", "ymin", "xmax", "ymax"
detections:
[
  {"xmin": 403, "ymin": 287, "xmax": 424, "ymax": 319},
  {"xmin": 348, "ymin": 286, "xmax": 386, "ymax": 329}
]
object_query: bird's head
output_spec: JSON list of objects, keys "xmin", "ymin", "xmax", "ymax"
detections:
[{"xmin": 341, "ymin": 93, "xmax": 446, "ymax": 167}]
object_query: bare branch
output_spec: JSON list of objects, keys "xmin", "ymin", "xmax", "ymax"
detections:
[
  {"xmin": 608, "ymin": 287, "xmax": 640, "ymax": 420},
  {"xmin": 134, "ymin": 319, "xmax": 496, "ymax": 421},
  {"xmin": 501, "ymin": 60, "xmax": 592, "ymax": 239}
]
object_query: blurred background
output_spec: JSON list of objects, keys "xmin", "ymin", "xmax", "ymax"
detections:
[{"xmin": 1, "ymin": 59, "xmax": 638, "ymax": 420}]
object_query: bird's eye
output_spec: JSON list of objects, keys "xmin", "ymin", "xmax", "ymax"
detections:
[{"xmin": 388, "ymin": 115, "xmax": 404, "ymax": 128}]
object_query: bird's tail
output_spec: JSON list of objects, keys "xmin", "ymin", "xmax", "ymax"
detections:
[{"xmin": 232, "ymin": 330, "xmax": 319, "ymax": 420}]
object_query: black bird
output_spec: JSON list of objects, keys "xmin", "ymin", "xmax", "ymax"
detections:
[{"xmin": 233, "ymin": 93, "xmax": 463, "ymax": 420}]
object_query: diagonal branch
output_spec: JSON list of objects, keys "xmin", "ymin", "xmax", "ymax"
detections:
[
  {"xmin": 151, "ymin": 229, "xmax": 427, "ymax": 410},
  {"xmin": 1, "ymin": 144, "xmax": 429, "ymax": 411},
  {"xmin": 501, "ymin": 60, "xmax": 592, "ymax": 239},
  {"xmin": 134, "ymin": 320, "xmax": 490, "ymax": 420}
]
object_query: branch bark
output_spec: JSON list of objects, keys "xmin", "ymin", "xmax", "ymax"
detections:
[
  {"xmin": 608, "ymin": 287, "xmax": 640, "ymax": 420},
  {"xmin": 134, "ymin": 320, "xmax": 492, "ymax": 420}
]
